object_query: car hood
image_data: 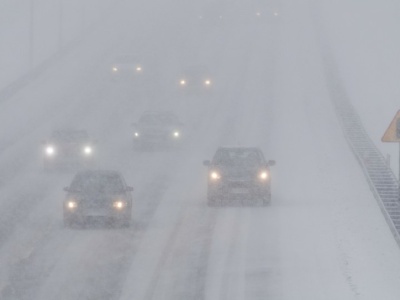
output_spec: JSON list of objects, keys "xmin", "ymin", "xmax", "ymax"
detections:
[
  {"xmin": 137, "ymin": 124, "xmax": 180, "ymax": 132},
  {"xmin": 216, "ymin": 165, "xmax": 261, "ymax": 180}
]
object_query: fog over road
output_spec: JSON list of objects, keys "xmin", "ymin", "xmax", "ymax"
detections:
[{"xmin": 1, "ymin": 0, "xmax": 400, "ymax": 299}]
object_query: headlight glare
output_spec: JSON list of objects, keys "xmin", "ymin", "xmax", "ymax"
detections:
[
  {"xmin": 46, "ymin": 146, "xmax": 55, "ymax": 156},
  {"xmin": 210, "ymin": 171, "xmax": 221, "ymax": 180},
  {"xmin": 83, "ymin": 146, "xmax": 92, "ymax": 155},
  {"xmin": 259, "ymin": 171, "xmax": 269, "ymax": 180},
  {"xmin": 113, "ymin": 201, "xmax": 126, "ymax": 210},
  {"xmin": 173, "ymin": 131, "xmax": 180, "ymax": 138},
  {"xmin": 180, "ymin": 79, "xmax": 186, "ymax": 85},
  {"xmin": 112, "ymin": 66, "xmax": 118, "ymax": 72},
  {"xmin": 67, "ymin": 201, "xmax": 77, "ymax": 209}
]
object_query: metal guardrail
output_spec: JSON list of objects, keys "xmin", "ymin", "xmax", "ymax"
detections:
[{"xmin": 322, "ymin": 52, "xmax": 400, "ymax": 246}]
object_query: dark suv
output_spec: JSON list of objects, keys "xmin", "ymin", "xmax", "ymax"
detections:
[
  {"xmin": 203, "ymin": 147, "xmax": 275, "ymax": 206},
  {"xmin": 63, "ymin": 170, "xmax": 133, "ymax": 227},
  {"xmin": 42, "ymin": 129, "xmax": 95, "ymax": 170},
  {"xmin": 132, "ymin": 111, "xmax": 184, "ymax": 150}
]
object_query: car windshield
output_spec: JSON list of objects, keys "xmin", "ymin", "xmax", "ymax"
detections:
[
  {"xmin": 139, "ymin": 113, "xmax": 178, "ymax": 126},
  {"xmin": 50, "ymin": 130, "xmax": 88, "ymax": 143},
  {"xmin": 70, "ymin": 173, "xmax": 125, "ymax": 194},
  {"xmin": 213, "ymin": 149, "xmax": 262, "ymax": 167}
]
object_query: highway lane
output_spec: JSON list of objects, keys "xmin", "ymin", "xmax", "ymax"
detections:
[{"xmin": 1, "ymin": 0, "xmax": 400, "ymax": 299}]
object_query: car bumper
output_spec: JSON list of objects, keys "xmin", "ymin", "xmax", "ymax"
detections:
[{"xmin": 208, "ymin": 181, "xmax": 270, "ymax": 198}]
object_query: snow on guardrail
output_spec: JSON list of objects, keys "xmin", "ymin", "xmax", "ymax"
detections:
[{"xmin": 315, "ymin": 18, "xmax": 400, "ymax": 247}]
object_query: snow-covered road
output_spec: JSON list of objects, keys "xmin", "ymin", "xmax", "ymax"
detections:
[{"xmin": 1, "ymin": 0, "xmax": 400, "ymax": 299}]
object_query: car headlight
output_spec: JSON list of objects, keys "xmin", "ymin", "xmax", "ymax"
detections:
[
  {"xmin": 259, "ymin": 171, "xmax": 269, "ymax": 180},
  {"xmin": 45, "ymin": 146, "xmax": 55, "ymax": 156},
  {"xmin": 180, "ymin": 79, "xmax": 186, "ymax": 86},
  {"xmin": 204, "ymin": 79, "xmax": 211, "ymax": 86},
  {"xmin": 173, "ymin": 131, "xmax": 180, "ymax": 138},
  {"xmin": 83, "ymin": 146, "xmax": 92, "ymax": 155},
  {"xmin": 112, "ymin": 66, "xmax": 118, "ymax": 72},
  {"xmin": 113, "ymin": 201, "xmax": 126, "ymax": 210},
  {"xmin": 66, "ymin": 200, "xmax": 78, "ymax": 209},
  {"xmin": 210, "ymin": 171, "xmax": 221, "ymax": 180},
  {"xmin": 134, "ymin": 132, "xmax": 139, "ymax": 138},
  {"xmin": 136, "ymin": 66, "xmax": 142, "ymax": 72},
  {"xmin": 273, "ymin": 11, "xmax": 279, "ymax": 17}
]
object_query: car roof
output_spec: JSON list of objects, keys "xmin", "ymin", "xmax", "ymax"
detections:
[
  {"xmin": 74, "ymin": 170, "xmax": 122, "ymax": 178},
  {"xmin": 218, "ymin": 146, "xmax": 261, "ymax": 151}
]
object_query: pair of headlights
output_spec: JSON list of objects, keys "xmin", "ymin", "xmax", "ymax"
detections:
[
  {"xmin": 66, "ymin": 200, "xmax": 127, "ymax": 210},
  {"xmin": 180, "ymin": 79, "xmax": 212, "ymax": 86},
  {"xmin": 45, "ymin": 146, "xmax": 93, "ymax": 156},
  {"xmin": 112, "ymin": 66, "xmax": 142, "ymax": 72},
  {"xmin": 209, "ymin": 171, "xmax": 269, "ymax": 181},
  {"xmin": 134, "ymin": 131, "xmax": 180, "ymax": 138}
]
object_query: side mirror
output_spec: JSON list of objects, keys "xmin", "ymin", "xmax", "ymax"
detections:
[
  {"xmin": 268, "ymin": 160, "xmax": 276, "ymax": 166},
  {"xmin": 126, "ymin": 186, "xmax": 134, "ymax": 192},
  {"xmin": 63, "ymin": 187, "xmax": 70, "ymax": 192},
  {"xmin": 203, "ymin": 160, "xmax": 211, "ymax": 166}
]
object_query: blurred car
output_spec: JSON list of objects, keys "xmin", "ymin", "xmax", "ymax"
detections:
[
  {"xmin": 197, "ymin": 1, "xmax": 227, "ymax": 25},
  {"xmin": 235, "ymin": 1, "xmax": 280, "ymax": 23},
  {"xmin": 203, "ymin": 147, "xmax": 275, "ymax": 206},
  {"xmin": 110, "ymin": 54, "xmax": 144, "ymax": 80},
  {"xmin": 178, "ymin": 65, "xmax": 214, "ymax": 93},
  {"xmin": 132, "ymin": 111, "xmax": 184, "ymax": 150},
  {"xmin": 42, "ymin": 129, "xmax": 95, "ymax": 170},
  {"xmin": 63, "ymin": 170, "xmax": 133, "ymax": 227}
]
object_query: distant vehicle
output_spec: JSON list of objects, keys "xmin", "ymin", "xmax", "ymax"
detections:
[
  {"xmin": 197, "ymin": 1, "xmax": 227, "ymax": 25},
  {"xmin": 235, "ymin": 1, "xmax": 280, "ymax": 23},
  {"xmin": 63, "ymin": 170, "xmax": 133, "ymax": 227},
  {"xmin": 110, "ymin": 54, "xmax": 144, "ymax": 80},
  {"xmin": 203, "ymin": 147, "xmax": 275, "ymax": 206},
  {"xmin": 178, "ymin": 65, "xmax": 214, "ymax": 93},
  {"xmin": 42, "ymin": 129, "xmax": 95, "ymax": 170},
  {"xmin": 132, "ymin": 111, "xmax": 184, "ymax": 150}
]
